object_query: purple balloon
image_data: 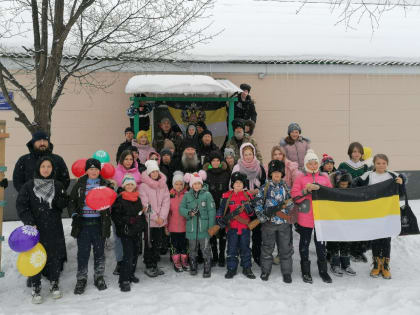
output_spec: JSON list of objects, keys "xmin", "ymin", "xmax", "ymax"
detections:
[{"xmin": 8, "ymin": 226, "xmax": 40, "ymax": 253}]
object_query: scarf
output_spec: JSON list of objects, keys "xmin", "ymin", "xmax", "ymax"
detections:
[
  {"xmin": 33, "ymin": 178, "xmax": 55, "ymax": 208},
  {"xmin": 238, "ymin": 158, "xmax": 261, "ymax": 189},
  {"xmin": 121, "ymin": 191, "xmax": 139, "ymax": 202}
]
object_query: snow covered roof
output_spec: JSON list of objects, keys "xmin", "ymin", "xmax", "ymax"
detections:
[{"xmin": 124, "ymin": 75, "xmax": 241, "ymax": 95}]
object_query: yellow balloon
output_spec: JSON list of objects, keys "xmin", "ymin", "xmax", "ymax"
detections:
[
  {"xmin": 363, "ymin": 146, "xmax": 372, "ymax": 160},
  {"xmin": 17, "ymin": 242, "xmax": 47, "ymax": 277}
]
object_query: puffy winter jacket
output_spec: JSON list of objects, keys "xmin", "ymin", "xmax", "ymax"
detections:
[
  {"xmin": 139, "ymin": 172, "xmax": 170, "ymax": 228},
  {"xmin": 280, "ymin": 136, "xmax": 310, "ymax": 171},
  {"xmin": 111, "ymin": 194, "xmax": 146, "ymax": 237},
  {"xmin": 113, "ymin": 164, "xmax": 142, "ymax": 188},
  {"xmin": 179, "ymin": 184, "xmax": 216, "ymax": 240},
  {"xmin": 167, "ymin": 188, "xmax": 188, "ymax": 233},
  {"xmin": 291, "ymin": 171, "xmax": 332, "ymax": 228},
  {"xmin": 216, "ymin": 190, "xmax": 254, "ymax": 235}
]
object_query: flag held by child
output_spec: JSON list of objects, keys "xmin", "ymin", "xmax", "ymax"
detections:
[{"xmin": 312, "ymin": 179, "xmax": 401, "ymax": 242}]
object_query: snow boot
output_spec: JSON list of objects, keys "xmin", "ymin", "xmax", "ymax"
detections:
[
  {"xmin": 203, "ymin": 260, "xmax": 211, "ymax": 278},
  {"xmin": 318, "ymin": 260, "xmax": 333, "ymax": 283},
  {"xmin": 94, "ymin": 276, "xmax": 107, "ymax": 291},
  {"xmin": 370, "ymin": 256, "xmax": 382, "ymax": 278},
  {"xmin": 130, "ymin": 275, "xmax": 140, "ymax": 283},
  {"xmin": 301, "ymin": 261, "xmax": 313, "ymax": 284},
  {"xmin": 189, "ymin": 257, "xmax": 198, "ymax": 276},
  {"xmin": 144, "ymin": 267, "xmax": 159, "ymax": 278},
  {"xmin": 74, "ymin": 279, "xmax": 87, "ymax": 295},
  {"xmin": 120, "ymin": 281, "xmax": 131, "ymax": 292},
  {"xmin": 181, "ymin": 254, "xmax": 190, "ymax": 271},
  {"xmin": 172, "ymin": 254, "xmax": 183, "ymax": 272},
  {"xmin": 31, "ymin": 285, "xmax": 43, "ymax": 304},
  {"xmin": 225, "ymin": 269, "xmax": 237, "ymax": 279},
  {"xmin": 242, "ymin": 268, "xmax": 256, "ymax": 279},
  {"xmin": 283, "ymin": 274, "xmax": 292, "ymax": 284},
  {"xmin": 260, "ymin": 272, "xmax": 270, "ymax": 281},
  {"xmin": 113, "ymin": 261, "xmax": 122, "ymax": 276},
  {"xmin": 156, "ymin": 266, "xmax": 165, "ymax": 276},
  {"xmin": 50, "ymin": 281, "xmax": 63, "ymax": 299},
  {"xmin": 382, "ymin": 258, "xmax": 392, "ymax": 279}
]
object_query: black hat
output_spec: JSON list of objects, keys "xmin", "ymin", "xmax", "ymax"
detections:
[
  {"xmin": 232, "ymin": 118, "xmax": 245, "ymax": 131},
  {"xmin": 128, "ymin": 145, "xmax": 139, "ymax": 153},
  {"xmin": 230, "ymin": 172, "xmax": 248, "ymax": 189},
  {"xmin": 31, "ymin": 131, "xmax": 49, "ymax": 143},
  {"xmin": 208, "ymin": 150, "xmax": 223, "ymax": 163},
  {"xmin": 85, "ymin": 158, "xmax": 101, "ymax": 171},
  {"xmin": 244, "ymin": 119, "xmax": 256, "ymax": 135},
  {"xmin": 160, "ymin": 148, "xmax": 173, "ymax": 158},
  {"xmin": 334, "ymin": 170, "xmax": 352, "ymax": 187},
  {"xmin": 182, "ymin": 138, "xmax": 198, "ymax": 151},
  {"xmin": 125, "ymin": 127, "xmax": 134, "ymax": 133},
  {"xmin": 202, "ymin": 129, "xmax": 213, "ymax": 137},
  {"xmin": 240, "ymin": 83, "xmax": 251, "ymax": 92},
  {"xmin": 268, "ymin": 160, "xmax": 285, "ymax": 179}
]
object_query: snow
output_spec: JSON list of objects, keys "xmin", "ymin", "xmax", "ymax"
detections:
[
  {"xmin": 1, "ymin": 201, "xmax": 420, "ymax": 314},
  {"xmin": 124, "ymin": 75, "xmax": 241, "ymax": 95}
]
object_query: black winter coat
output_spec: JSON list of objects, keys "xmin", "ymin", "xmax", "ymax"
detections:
[
  {"xmin": 203, "ymin": 162, "xmax": 230, "ymax": 209},
  {"xmin": 160, "ymin": 161, "xmax": 176, "ymax": 189},
  {"xmin": 111, "ymin": 195, "xmax": 146, "ymax": 238},
  {"xmin": 13, "ymin": 141, "xmax": 70, "ymax": 193},
  {"xmin": 67, "ymin": 175, "xmax": 112, "ymax": 238},
  {"xmin": 233, "ymin": 94, "xmax": 257, "ymax": 122},
  {"xmin": 16, "ymin": 179, "xmax": 68, "ymax": 262}
]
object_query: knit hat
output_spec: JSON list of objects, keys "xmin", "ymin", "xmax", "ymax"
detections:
[
  {"xmin": 268, "ymin": 160, "xmax": 285, "ymax": 179},
  {"xmin": 182, "ymin": 138, "xmax": 198, "ymax": 151},
  {"xmin": 124, "ymin": 127, "xmax": 133, "ymax": 134},
  {"xmin": 232, "ymin": 118, "xmax": 245, "ymax": 131},
  {"xmin": 145, "ymin": 160, "xmax": 160, "ymax": 175},
  {"xmin": 122, "ymin": 174, "xmax": 137, "ymax": 188},
  {"xmin": 136, "ymin": 130, "xmax": 149, "ymax": 143},
  {"xmin": 287, "ymin": 123, "xmax": 301, "ymax": 135},
  {"xmin": 303, "ymin": 149, "xmax": 319, "ymax": 173},
  {"xmin": 224, "ymin": 148, "xmax": 235, "ymax": 159},
  {"xmin": 160, "ymin": 148, "xmax": 173, "ymax": 158},
  {"xmin": 85, "ymin": 158, "xmax": 101, "ymax": 171},
  {"xmin": 230, "ymin": 172, "xmax": 248, "ymax": 189},
  {"xmin": 184, "ymin": 170, "xmax": 207, "ymax": 188},
  {"xmin": 172, "ymin": 171, "xmax": 185, "ymax": 187},
  {"xmin": 240, "ymin": 83, "xmax": 251, "ymax": 92},
  {"xmin": 334, "ymin": 170, "xmax": 352, "ymax": 187},
  {"xmin": 31, "ymin": 131, "xmax": 49, "ymax": 143},
  {"xmin": 321, "ymin": 153, "xmax": 335, "ymax": 168},
  {"xmin": 202, "ymin": 129, "xmax": 213, "ymax": 137},
  {"xmin": 209, "ymin": 150, "xmax": 223, "ymax": 163}
]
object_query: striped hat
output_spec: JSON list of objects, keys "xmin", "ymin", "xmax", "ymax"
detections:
[{"xmin": 122, "ymin": 174, "xmax": 136, "ymax": 188}]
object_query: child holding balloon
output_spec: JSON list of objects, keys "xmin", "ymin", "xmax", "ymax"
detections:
[{"xmin": 16, "ymin": 156, "xmax": 68, "ymax": 304}]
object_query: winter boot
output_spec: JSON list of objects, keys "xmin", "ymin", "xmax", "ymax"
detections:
[
  {"xmin": 283, "ymin": 274, "xmax": 292, "ymax": 284},
  {"xmin": 113, "ymin": 261, "xmax": 122, "ymax": 276},
  {"xmin": 50, "ymin": 281, "xmax": 63, "ymax": 299},
  {"xmin": 181, "ymin": 254, "xmax": 190, "ymax": 271},
  {"xmin": 224, "ymin": 269, "xmax": 237, "ymax": 279},
  {"xmin": 242, "ymin": 268, "xmax": 256, "ymax": 279},
  {"xmin": 156, "ymin": 266, "xmax": 165, "ymax": 276},
  {"xmin": 172, "ymin": 254, "xmax": 183, "ymax": 272},
  {"xmin": 189, "ymin": 257, "xmax": 198, "ymax": 276},
  {"xmin": 382, "ymin": 258, "xmax": 392, "ymax": 279},
  {"xmin": 260, "ymin": 272, "xmax": 270, "ymax": 281},
  {"xmin": 370, "ymin": 257, "xmax": 382, "ymax": 278},
  {"xmin": 318, "ymin": 260, "xmax": 333, "ymax": 283},
  {"xmin": 31, "ymin": 285, "xmax": 43, "ymax": 304},
  {"xmin": 144, "ymin": 267, "xmax": 159, "ymax": 278},
  {"xmin": 301, "ymin": 261, "xmax": 313, "ymax": 284},
  {"xmin": 130, "ymin": 275, "xmax": 140, "ymax": 283},
  {"xmin": 203, "ymin": 259, "xmax": 212, "ymax": 278},
  {"xmin": 94, "ymin": 276, "xmax": 107, "ymax": 291},
  {"xmin": 74, "ymin": 279, "xmax": 87, "ymax": 295},
  {"xmin": 330, "ymin": 255, "xmax": 343, "ymax": 277},
  {"xmin": 120, "ymin": 281, "xmax": 131, "ymax": 292}
]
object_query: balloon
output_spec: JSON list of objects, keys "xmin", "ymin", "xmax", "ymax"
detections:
[
  {"xmin": 100, "ymin": 163, "xmax": 115, "ymax": 179},
  {"xmin": 92, "ymin": 150, "xmax": 110, "ymax": 163},
  {"xmin": 363, "ymin": 147, "xmax": 372, "ymax": 161},
  {"xmin": 72, "ymin": 159, "xmax": 87, "ymax": 178},
  {"xmin": 86, "ymin": 186, "xmax": 117, "ymax": 211},
  {"xmin": 17, "ymin": 242, "xmax": 47, "ymax": 277},
  {"xmin": 8, "ymin": 226, "xmax": 40, "ymax": 253}
]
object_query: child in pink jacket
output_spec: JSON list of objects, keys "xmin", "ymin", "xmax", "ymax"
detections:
[
  {"xmin": 291, "ymin": 149, "xmax": 333, "ymax": 285},
  {"xmin": 167, "ymin": 171, "xmax": 190, "ymax": 272},
  {"xmin": 139, "ymin": 160, "xmax": 170, "ymax": 278}
]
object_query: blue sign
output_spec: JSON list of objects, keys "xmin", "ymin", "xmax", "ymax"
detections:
[{"xmin": 0, "ymin": 92, "xmax": 13, "ymax": 110}]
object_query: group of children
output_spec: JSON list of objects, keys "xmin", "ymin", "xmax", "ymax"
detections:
[{"xmin": 16, "ymin": 128, "xmax": 405, "ymax": 304}]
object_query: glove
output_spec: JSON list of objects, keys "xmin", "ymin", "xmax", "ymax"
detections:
[{"xmin": 0, "ymin": 178, "xmax": 8, "ymax": 189}]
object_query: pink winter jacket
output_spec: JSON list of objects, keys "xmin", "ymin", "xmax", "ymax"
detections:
[
  {"xmin": 280, "ymin": 137, "xmax": 310, "ymax": 170},
  {"xmin": 113, "ymin": 164, "xmax": 142, "ymax": 189},
  {"xmin": 132, "ymin": 141, "xmax": 155, "ymax": 164},
  {"xmin": 291, "ymin": 171, "xmax": 332, "ymax": 228},
  {"xmin": 167, "ymin": 188, "xmax": 188, "ymax": 233},
  {"xmin": 139, "ymin": 172, "xmax": 170, "ymax": 228}
]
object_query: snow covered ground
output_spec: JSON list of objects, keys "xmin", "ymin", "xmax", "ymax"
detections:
[{"xmin": 1, "ymin": 201, "xmax": 420, "ymax": 315}]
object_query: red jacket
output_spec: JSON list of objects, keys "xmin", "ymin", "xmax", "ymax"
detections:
[
  {"xmin": 217, "ymin": 190, "xmax": 254, "ymax": 235},
  {"xmin": 167, "ymin": 187, "xmax": 188, "ymax": 233}
]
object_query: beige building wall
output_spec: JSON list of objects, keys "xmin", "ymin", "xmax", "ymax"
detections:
[{"xmin": 2, "ymin": 71, "xmax": 420, "ymax": 181}]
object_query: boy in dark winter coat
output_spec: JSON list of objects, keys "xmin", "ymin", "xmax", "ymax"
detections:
[
  {"xmin": 16, "ymin": 156, "xmax": 68, "ymax": 304},
  {"xmin": 254, "ymin": 160, "xmax": 294, "ymax": 283},
  {"xmin": 204, "ymin": 150, "xmax": 230, "ymax": 267},
  {"xmin": 68, "ymin": 158, "xmax": 112, "ymax": 295},
  {"xmin": 217, "ymin": 172, "xmax": 256, "ymax": 280},
  {"xmin": 111, "ymin": 175, "xmax": 146, "ymax": 292}
]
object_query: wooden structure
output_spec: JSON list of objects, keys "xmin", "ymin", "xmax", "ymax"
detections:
[{"xmin": 0, "ymin": 120, "xmax": 9, "ymax": 277}]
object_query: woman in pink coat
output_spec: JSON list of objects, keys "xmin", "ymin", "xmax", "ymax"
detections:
[
  {"xmin": 280, "ymin": 123, "xmax": 310, "ymax": 171},
  {"xmin": 291, "ymin": 149, "xmax": 333, "ymax": 285},
  {"xmin": 139, "ymin": 160, "xmax": 170, "ymax": 278},
  {"xmin": 113, "ymin": 150, "xmax": 142, "ymax": 189},
  {"xmin": 271, "ymin": 145, "xmax": 299, "ymax": 188}
]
